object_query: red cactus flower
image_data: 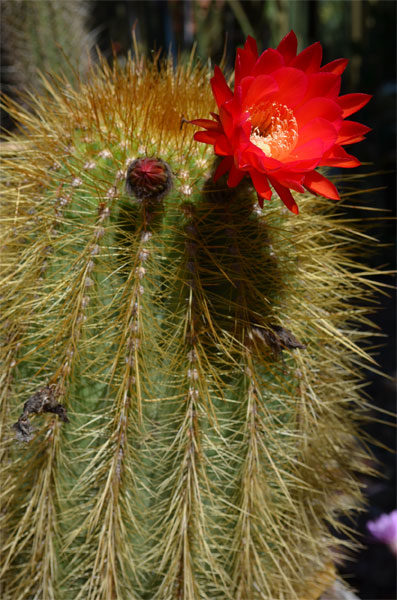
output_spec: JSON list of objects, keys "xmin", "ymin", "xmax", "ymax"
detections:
[{"xmin": 191, "ymin": 31, "xmax": 371, "ymax": 213}]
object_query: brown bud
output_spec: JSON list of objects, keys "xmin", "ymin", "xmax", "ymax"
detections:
[{"xmin": 126, "ymin": 157, "xmax": 173, "ymax": 200}]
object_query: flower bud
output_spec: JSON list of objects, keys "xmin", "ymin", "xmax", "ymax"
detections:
[{"xmin": 126, "ymin": 157, "xmax": 173, "ymax": 200}]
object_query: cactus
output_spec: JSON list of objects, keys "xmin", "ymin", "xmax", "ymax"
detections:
[
  {"xmin": 0, "ymin": 0, "xmax": 94, "ymax": 130},
  {"xmin": 0, "ymin": 42, "xmax": 381, "ymax": 600}
]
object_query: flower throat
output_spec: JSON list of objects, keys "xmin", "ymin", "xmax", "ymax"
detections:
[{"xmin": 249, "ymin": 101, "xmax": 298, "ymax": 159}]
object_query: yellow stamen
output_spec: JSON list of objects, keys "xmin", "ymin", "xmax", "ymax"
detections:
[{"xmin": 249, "ymin": 101, "xmax": 298, "ymax": 159}]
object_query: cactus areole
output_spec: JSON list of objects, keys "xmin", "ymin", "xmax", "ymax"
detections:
[{"xmin": 1, "ymin": 32, "xmax": 378, "ymax": 600}]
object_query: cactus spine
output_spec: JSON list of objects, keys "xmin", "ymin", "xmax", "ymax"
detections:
[
  {"xmin": 0, "ymin": 51, "xmax": 379, "ymax": 599},
  {"xmin": 1, "ymin": 0, "xmax": 93, "ymax": 89}
]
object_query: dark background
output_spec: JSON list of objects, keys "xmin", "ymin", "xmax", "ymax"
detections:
[{"xmin": 1, "ymin": 1, "xmax": 396, "ymax": 598}]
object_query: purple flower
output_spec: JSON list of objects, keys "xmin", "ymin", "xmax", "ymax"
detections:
[{"xmin": 367, "ymin": 510, "xmax": 397, "ymax": 555}]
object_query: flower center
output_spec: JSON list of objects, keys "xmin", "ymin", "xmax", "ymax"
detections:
[{"xmin": 249, "ymin": 101, "xmax": 298, "ymax": 159}]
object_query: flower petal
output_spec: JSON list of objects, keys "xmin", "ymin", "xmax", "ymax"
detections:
[
  {"xmin": 214, "ymin": 134, "xmax": 233, "ymax": 156},
  {"xmin": 320, "ymin": 58, "xmax": 348, "ymax": 75},
  {"xmin": 240, "ymin": 76, "xmax": 255, "ymax": 101},
  {"xmin": 294, "ymin": 97, "xmax": 343, "ymax": 128},
  {"xmin": 211, "ymin": 65, "xmax": 233, "ymax": 107},
  {"xmin": 277, "ymin": 31, "xmax": 298, "ymax": 64},
  {"xmin": 296, "ymin": 117, "xmax": 338, "ymax": 153},
  {"xmin": 303, "ymin": 170, "xmax": 340, "ymax": 200},
  {"xmin": 270, "ymin": 67, "xmax": 307, "ymax": 107},
  {"xmin": 337, "ymin": 93, "xmax": 372, "ymax": 118},
  {"xmin": 270, "ymin": 178, "xmax": 299, "ymax": 214},
  {"xmin": 337, "ymin": 120, "xmax": 371, "ymax": 145},
  {"xmin": 194, "ymin": 130, "xmax": 219, "ymax": 145},
  {"xmin": 256, "ymin": 194, "xmax": 265, "ymax": 208},
  {"xmin": 227, "ymin": 164, "xmax": 246, "ymax": 187},
  {"xmin": 252, "ymin": 48, "xmax": 284, "ymax": 76},
  {"xmin": 243, "ymin": 145, "xmax": 282, "ymax": 172},
  {"xmin": 219, "ymin": 104, "xmax": 235, "ymax": 137},
  {"xmin": 221, "ymin": 91, "xmax": 245, "ymax": 123},
  {"xmin": 292, "ymin": 42, "xmax": 322, "ymax": 74},
  {"xmin": 304, "ymin": 72, "xmax": 341, "ymax": 101},
  {"xmin": 235, "ymin": 36, "xmax": 258, "ymax": 85},
  {"xmin": 242, "ymin": 74, "xmax": 279, "ymax": 108},
  {"xmin": 250, "ymin": 170, "xmax": 272, "ymax": 199},
  {"xmin": 213, "ymin": 157, "xmax": 234, "ymax": 181},
  {"xmin": 232, "ymin": 124, "xmax": 251, "ymax": 153},
  {"xmin": 289, "ymin": 139, "xmax": 324, "ymax": 164},
  {"xmin": 320, "ymin": 145, "xmax": 361, "ymax": 168},
  {"xmin": 190, "ymin": 118, "xmax": 222, "ymax": 131},
  {"xmin": 219, "ymin": 100, "xmax": 250, "ymax": 140},
  {"xmin": 367, "ymin": 511, "xmax": 397, "ymax": 545},
  {"xmin": 272, "ymin": 174, "xmax": 305, "ymax": 193}
]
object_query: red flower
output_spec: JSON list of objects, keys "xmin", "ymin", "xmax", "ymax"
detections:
[{"xmin": 191, "ymin": 31, "xmax": 371, "ymax": 213}]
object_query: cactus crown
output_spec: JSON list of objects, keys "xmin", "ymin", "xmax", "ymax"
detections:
[{"xmin": 0, "ymin": 49, "xmax": 381, "ymax": 599}]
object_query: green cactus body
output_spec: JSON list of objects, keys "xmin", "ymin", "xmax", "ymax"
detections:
[{"xmin": 1, "ymin": 54, "xmax": 378, "ymax": 599}]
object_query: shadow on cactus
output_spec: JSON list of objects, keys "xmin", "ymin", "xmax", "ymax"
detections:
[{"xmin": 0, "ymin": 32, "xmax": 387, "ymax": 600}]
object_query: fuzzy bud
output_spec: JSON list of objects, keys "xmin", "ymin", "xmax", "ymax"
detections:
[{"xmin": 126, "ymin": 157, "xmax": 173, "ymax": 200}]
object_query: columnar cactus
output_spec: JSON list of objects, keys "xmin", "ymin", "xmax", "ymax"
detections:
[
  {"xmin": 1, "ymin": 0, "xmax": 93, "ymax": 93},
  {"xmin": 1, "ymin": 35, "xmax": 378, "ymax": 600}
]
